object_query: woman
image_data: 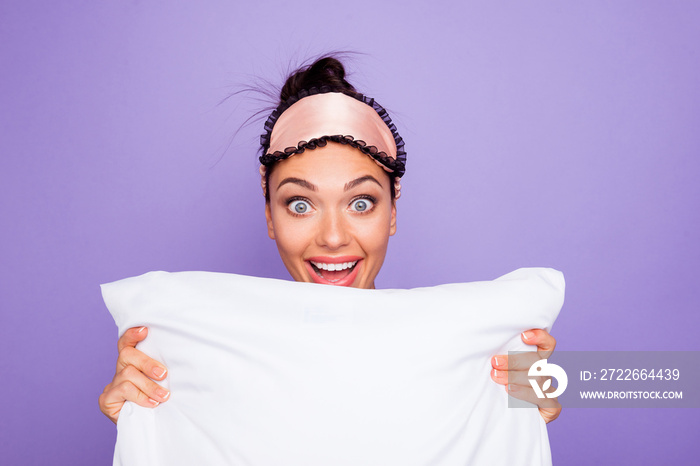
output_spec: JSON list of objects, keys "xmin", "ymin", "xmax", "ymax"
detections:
[{"xmin": 99, "ymin": 55, "xmax": 561, "ymax": 425}]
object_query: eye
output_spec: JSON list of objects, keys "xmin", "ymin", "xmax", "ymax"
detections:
[
  {"xmin": 350, "ymin": 197, "xmax": 374, "ymax": 213},
  {"xmin": 288, "ymin": 199, "xmax": 312, "ymax": 215}
]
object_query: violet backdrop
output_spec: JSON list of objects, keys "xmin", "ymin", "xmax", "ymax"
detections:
[{"xmin": 1, "ymin": 1, "xmax": 698, "ymax": 464}]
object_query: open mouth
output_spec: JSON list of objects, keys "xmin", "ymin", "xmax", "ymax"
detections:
[{"xmin": 306, "ymin": 258, "xmax": 361, "ymax": 286}]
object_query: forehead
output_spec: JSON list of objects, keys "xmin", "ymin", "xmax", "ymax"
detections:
[{"xmin": 269, "ymin": 143, "xmax": 391, "ymax": 184}]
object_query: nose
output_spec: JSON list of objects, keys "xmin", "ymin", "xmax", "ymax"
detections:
[{"xmin": 316, "ymin": 209, "xmax": 351, "ymax": 250}]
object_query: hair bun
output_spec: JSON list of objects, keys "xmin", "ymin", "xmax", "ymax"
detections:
[{"xmin": 280, "ymin": 56, "xmax": 358, "ymax": 103}]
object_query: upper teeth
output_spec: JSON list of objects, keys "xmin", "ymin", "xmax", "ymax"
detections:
[{"xmin": 311, "ymin": 260, "xmax": 358, "ymax": 271}]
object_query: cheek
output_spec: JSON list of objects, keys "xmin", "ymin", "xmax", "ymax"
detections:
[
  {"xmin": 360, "ymin": 207, "xmax": 393, "ymax": 258},
  {"xmin": 271, "ymin": 208, "xmax": 311, "ymax": 257}
]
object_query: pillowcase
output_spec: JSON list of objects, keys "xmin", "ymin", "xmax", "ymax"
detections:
[{"xmin": 101, "ymin": 267, "xmax": 564, "ymax": 466}]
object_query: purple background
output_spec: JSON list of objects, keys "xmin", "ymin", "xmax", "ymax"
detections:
[{"xmin": 1, "ymin": 1, "xmax": 698, "ymax": 464}]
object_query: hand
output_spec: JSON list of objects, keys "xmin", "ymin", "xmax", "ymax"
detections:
[
  {"xmin": 490, "ymin": 329, "xmax": 562, "ymax": 424},
  {"xmin": 99, "ymin": 326, "xmax": 170, "ymax": 424}
]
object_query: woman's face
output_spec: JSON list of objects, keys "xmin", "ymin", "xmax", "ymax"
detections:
[{"xmin": 265, "ymin": 143, "xmax": 396, "ymax": 289}]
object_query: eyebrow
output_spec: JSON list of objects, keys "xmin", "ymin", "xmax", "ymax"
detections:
[
  {"xmin": 344, "ymin": 175, "xmax": 384, "ymax": 192},
  {"xmin": 277, "ymin": 175, "xmax": 384, "ymax": 192},
  {"xmin": 277, "ymin": 177, "xmax": 317, "ymax": 191}
]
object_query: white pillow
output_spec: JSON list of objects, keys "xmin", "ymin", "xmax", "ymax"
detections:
[{"xmin": 101, "ymin": 267, "xmax": 564, "ymax": 466}]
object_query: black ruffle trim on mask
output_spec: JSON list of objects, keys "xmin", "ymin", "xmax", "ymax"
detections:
[{"xmin": 259, "ymin": 85, "xmax": 406, "ymax": 177}]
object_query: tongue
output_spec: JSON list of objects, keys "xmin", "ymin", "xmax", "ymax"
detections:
[{"xmin": 319, "ymin": 268, "xmax": 351, "ymax": 282}]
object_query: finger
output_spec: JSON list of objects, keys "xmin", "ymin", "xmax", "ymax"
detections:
[
  {"xmin": 117, "ymin": 326, "xmax": 149, "ymax": 352},
  {"xmin": 492, "ymin": 351, "xmax": 542, "ymax": 371},
  {"xmin": 117, "ymin": 346, "xmax": 168, "ymax": 381},
  {"xmin": 505, "ymin": 383, "xmax": 562, "ymax": 423},
  {"xmin": 100, "ymin": 380, "xmax": 163, "ymax": 423},
  {"xmin": 521, "ymin": 329, "xmax": 556, "ymax": 358},
  {"xmin": 492, "ymin": 367, "xmax": 550, "ymax": 387},
  {"xmin": 505, "ymin": 382, "xmax": 560, "ymax": 409},
  {"xmin": 98, "ymin": 388, "xmax": 124, "ymax": 424},
  {"xmin": 112, "ymin": 365, "xmax": 170, "ymax": 403},
  {"xmin": 539, "ymin": 403, "xmax": 562, "ymax": 424}
]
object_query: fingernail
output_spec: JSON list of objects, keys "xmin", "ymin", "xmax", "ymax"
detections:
[
  {"xmin": 493, "ymin": 356, "xmax": 501, "ymax": 367},
  {"xmin": 148, "ymin": 398, "xmax": 160, "ymax": 407},
  {"xmin": 156, "ymin": 388, "xmax": 170, "ymax": 399},
  {"xmin": 493, "ymin": 369, "xmax": 499, "ymax": 378},
  {"xmin": 152, "ymin": 367, "xmax": 167, "ymax": 378},
  {"xmin": 138, "ymin": 326, "xmax": 146, "ymax": 333},
  {"xmin": 522, "ymin": 331, "xmax": 534, "ymax": 341},
  {"xmin": 508, "ymin": 384, "xmax": 517, "ymax": 392}
]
